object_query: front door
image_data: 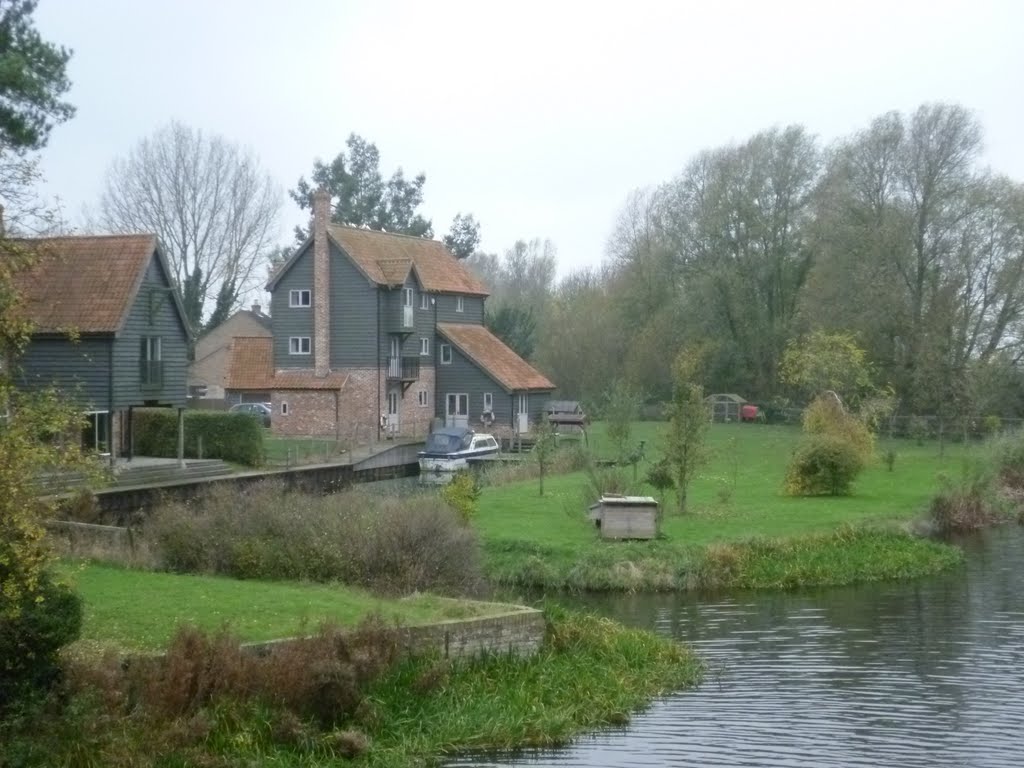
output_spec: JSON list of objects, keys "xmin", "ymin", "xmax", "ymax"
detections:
[
  {"xmin": 446, "ymin": 393, "xmax": 468, "ymax": 427},
  {"xmin": 386, "ymin": 389, "xmax": 400, "ymax": 434},
  {"xmin": 516, "ymin": 393, "xmax": 529, "ymax": 433}
]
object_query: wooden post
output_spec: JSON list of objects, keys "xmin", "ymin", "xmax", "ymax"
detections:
[{"xmin": 177, "ymin": 407, "xmax": 185, "ymax": 469}]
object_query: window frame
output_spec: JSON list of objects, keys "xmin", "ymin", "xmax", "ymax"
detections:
[
  {"xmin": 483, "ymin": 392, "xmax": 493, "ymax": 412},
  {"xmin": 403, "ymin": 287, "xmax": 414, "ymax": 307},
  {"xmin": 281, "ymin": 401, "xmax": 289, "ymax": 416},
  {"xmin": 456, "ymin": 295, "xmax": 465, "ymax": 313},
  {"xmin": 420, "ymin": 293, "xmax": 429, "ymax": 310},
  {"xmin": 440, "ymin": 344, "xmax": 452, "ymax": 365},
  {"xmin": 420, "ymin": 337, "xmax": 430, "ymax": 356},
  {"xmin": 289, "ymin": 336, "xmax": 311, "ymax": 355},
  {"xmin": 289, "ymin": 288, "xmax": 312, "ymax": 308},
  {"xmin": 417, "ymin": 390, "xmax": 429, "ymax": 407}
]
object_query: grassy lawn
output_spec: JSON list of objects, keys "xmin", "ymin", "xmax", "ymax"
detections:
[
  {"xmin": 56, "ymin": 562, "xmax": 518, "ymax": 652},
  {"xmin": 477, "ymin": 423, "xmax": 974, "ymax": 590}
]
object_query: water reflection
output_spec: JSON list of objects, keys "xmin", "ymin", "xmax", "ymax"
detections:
[{"xmin": 450, "ymin": 526, "xmax": 1024, "ymax": 767}]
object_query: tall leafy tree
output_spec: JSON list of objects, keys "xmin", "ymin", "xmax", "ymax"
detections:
[
  {"xmin": 662, "ymin": 125, "xmax": 822, "ymax": 398},
  {"xmin": 443, "ymin": 212, "xmax": 481, "ymax": 259},
  {"xmin": 0, "ymin": 0, "xmax": 74, "ymax": 151},
  {"xmin": 96, "ymin": 122, "xmax": 282, "ymax": 331},
  {"xmin": 291, "ymin": 133, "xmax": 432, "ymax": 241}
]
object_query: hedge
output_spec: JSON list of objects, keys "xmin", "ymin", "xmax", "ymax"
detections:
[{"xmin": 132, "ymin": 409, "xmax": 264, "ymax": 466}]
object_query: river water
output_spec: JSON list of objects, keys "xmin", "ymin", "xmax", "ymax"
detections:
[{"xmin": 450, "ymin": 525, "xmax": 1024, "ymax": 768}]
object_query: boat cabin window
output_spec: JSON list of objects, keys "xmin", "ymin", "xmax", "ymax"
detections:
[{"xmin": 424, "ymin": 431, "xmax": 472, "ymax": 453}]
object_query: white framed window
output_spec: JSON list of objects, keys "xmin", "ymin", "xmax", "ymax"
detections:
[
  {"xmin": 456, "ymin": 296, "xmax": 465, "ymax": 313},
  {"xmin": 417, "ymin": 390, "xmax": 429, "ymax": 407},
  {"xmin": 281, "ymin": 402, "xmax": 289, "ymax": 416},
  {"xmin": 420, "ymin": 293, "xmax": 429, "ymax": 310},
  {"xmin": 440, "ymin": 344, "xmax": 452, "ymax": 365},
  {"xmin": 289, "ymin": 336, "xmax": 311, "ymax": 355},
  {"xmin": 483, "ymin": 392, "xmax": 493, "ymax": 412},
  {"xmin": 403, "ymin": 287, "xmax": 414, "ymax": 307},
  {"xmin": 289, "ymin": 289, "xmax": 311, "ymax": 307},
  {"xmin": 420, "ymin": 337, "xmax": 430, "ymax": 356}
]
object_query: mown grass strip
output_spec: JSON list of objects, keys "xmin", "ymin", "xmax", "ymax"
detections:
[{"xmin": 56, "ymin": 561, "xmax": 506, "ymax": 651}]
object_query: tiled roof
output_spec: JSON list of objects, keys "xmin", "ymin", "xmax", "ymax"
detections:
[
  {"xmin": 328, "ymin": 225, "xmax": 489, "ymax": 296},
  {"xmin": 437, "ymin": 323, "xmax": 555, "ymax": 392},
  {"xmin": 11, "ymin": 234, "xmax": 159, "ymax": 333},
  {"xmin": 225, "ymin": 337, "xmax": 347, "ymax": 391}
]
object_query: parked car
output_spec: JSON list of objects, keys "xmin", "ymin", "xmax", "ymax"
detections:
[{"xmin": 229, "ymin": 402, "xmax": 272, "ymax": 428}]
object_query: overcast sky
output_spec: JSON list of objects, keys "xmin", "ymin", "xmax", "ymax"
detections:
[{"xmin": 32, "ymin": 0, "xmax": 1024, "ymax": 279}]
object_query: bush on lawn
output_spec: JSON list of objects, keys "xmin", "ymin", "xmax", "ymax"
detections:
[
  {"xmin": 784, "ymin": 433, "xmax": 865, "ymax": 496},
  {"xmin": 146, "ymin": 482, "xmax": 484, "ymax": 595},
  {"xmin": 133, "ymin": 408, "xmax": 264, "ymax": 466}
]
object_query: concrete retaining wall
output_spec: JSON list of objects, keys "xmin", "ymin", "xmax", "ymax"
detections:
[{"xmin": 247, "ymin": 607, "xmax": 546, "ymax": 661}]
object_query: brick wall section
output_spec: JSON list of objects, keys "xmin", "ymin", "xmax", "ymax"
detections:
[
  {"xmin": 270, "ymin": 366, "xmax": 437, "ymax": 444},
  {"xmin": 312, "ymin": 189, "xmax": 331, "ymax": 378},
  {"xmin": 272, "ymin": 390, "xmax": 338, "ymax": 437}
]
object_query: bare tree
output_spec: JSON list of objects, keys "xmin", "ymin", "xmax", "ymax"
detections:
[{"xmin": 96, "ymin": 122, "xmax": 282, "ymax": 330}]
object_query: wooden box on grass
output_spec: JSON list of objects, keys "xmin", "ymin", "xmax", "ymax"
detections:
[{"xmin": 587, "ymin": 495, "xmax": 659, "ymax": 540}]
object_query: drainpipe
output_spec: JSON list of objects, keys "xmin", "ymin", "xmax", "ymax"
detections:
[{"xmin": 376, "ymin": 290, "xmax": 381, "ymax": 441}]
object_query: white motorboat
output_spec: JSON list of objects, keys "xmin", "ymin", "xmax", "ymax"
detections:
[{"xmin": 418, "ymin": 426, "xmax": 500, "ymax": 473}]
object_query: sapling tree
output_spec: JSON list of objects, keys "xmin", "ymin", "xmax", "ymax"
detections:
[
  {"xmin": 663, "ymin": 348, "xmax": 710, "ymax": 514},
  {"xmin": 533, "ymin": 417, "xmax": 557, "ymax": 496},
  {"xmin": 603, "ymin": 377, "xmax": 642, "ymax": 463}
]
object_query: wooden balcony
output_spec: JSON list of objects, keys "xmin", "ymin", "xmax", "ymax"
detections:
[{"xmin": 384, "ymin": 355, "xmax": 420, "ymax": 383}]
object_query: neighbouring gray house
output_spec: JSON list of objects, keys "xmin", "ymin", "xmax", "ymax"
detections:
[
  {"xmin": 11, "ymin": 234, "xmax": 191, "ymax": 457},
  {"xmin": 227, "ymin": 190, "xmax": 554, "ymax": 441}
]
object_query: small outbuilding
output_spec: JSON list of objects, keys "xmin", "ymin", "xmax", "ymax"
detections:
[
  {"xmin": 705, "ymin": 393, "xmax": 747, "ymax": 423},
  {"xmin": 587, "ymin": 495, "xmax": 660, "ymax": 540}
]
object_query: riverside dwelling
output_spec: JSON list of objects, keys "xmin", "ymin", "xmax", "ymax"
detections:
[
  {"xmin": 8, "ymin": 235, "xmax": 191, "ymax": 457},
  {"xmin": 188, "ymin": 302, "xmax": 271, "ymax": 400},
  {"xmin": 227, "ymin": 189, "xmax": 554, "ymax": 442}
]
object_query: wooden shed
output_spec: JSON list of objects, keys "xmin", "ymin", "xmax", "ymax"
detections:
[{"xmin": 587, "ymin": 495, "xmax": 660, "ymax": 540}]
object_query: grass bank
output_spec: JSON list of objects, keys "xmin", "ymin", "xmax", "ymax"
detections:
[
  {"xmin": 56, "ymin": 561, "xmax": 503, "ymax": 652},
  {"xmin": 5, "ymin": 608, "xmax": 700, "ymax": 767},
  {"xmin": 478, "ymin": 424, "xmax": 972, "ymax": 591}
]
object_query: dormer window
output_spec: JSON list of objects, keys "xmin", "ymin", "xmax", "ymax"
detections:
[
  {"xmin": 456, "ymin": 296, "xmax": 464, "ymax": 313},
  {"xmin": 289, "ymin": 289, "xmax": 311, "ymax": 308}
]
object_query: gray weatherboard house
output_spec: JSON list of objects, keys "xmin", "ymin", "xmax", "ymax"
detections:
[
  {"xmin": 11, "ymin": 234, "xmax": 191, "ymax": 457},
  {"xmin": 227, "ymin": 190, "xmax": 554, "ymax": 441}
]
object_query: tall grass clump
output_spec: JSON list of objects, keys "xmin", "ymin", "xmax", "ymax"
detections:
[
  {"xmin": 479, "ymin": 442, "xmax": 589, "ymax": 487},
  {"xmin": 146, "ymin": 482, "xmax": 484, "ymax": 595},
  {"xmin": 1, "ymin": 618, "xmax": 399, "ymax": 766}
]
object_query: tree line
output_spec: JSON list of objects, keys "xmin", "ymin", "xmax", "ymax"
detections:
[{"xmin": 494, "ymin": 103, "xmax": 1024, "ymax": 426}]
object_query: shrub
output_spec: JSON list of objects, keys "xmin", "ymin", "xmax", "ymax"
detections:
[
  {"xmin": 0, "ymin": 572, "xmax": 83, "ymax": 708},
  {"xmin": 133, "ymin": 408, "xmax": 264, "ymax": 466},
  {"xmin": 988, "ymin": 428, "xmax": 1024, "ymax": 490},
  {"xmin": 440, "ymin": 471, "xmax": 480, "ymax": 524},
  {"xmin": 784, "ymin": 433, "xmax": 865, "ymax": 496},
  {"xmin": 146, "ymin": 483, "xmax": 485, "ymax": 595},
  {"xmin": 802, "ymin": 395, "xmax": 874, "ymax": 464}
]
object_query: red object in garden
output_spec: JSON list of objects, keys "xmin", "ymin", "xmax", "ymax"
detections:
[{"xmin": 740, "ymin": 404, "xmax": 759, "ymax": 422}]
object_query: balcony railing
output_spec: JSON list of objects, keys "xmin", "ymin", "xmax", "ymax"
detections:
[
  {"xmin": 139, "ymin": 359, "xmax": 164, "ymax": 389},
  {"xmin": 384, "ymin": 355, "xmax": 420, "ymax": 382}
]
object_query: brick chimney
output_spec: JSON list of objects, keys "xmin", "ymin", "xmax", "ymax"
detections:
[
  {"xmin": 251, "ymin": 302, "xmax": 262, "ymax": 315},
  {"xmin": 313, "ymin": 188, "xmax": 331, "ymax": 377}
]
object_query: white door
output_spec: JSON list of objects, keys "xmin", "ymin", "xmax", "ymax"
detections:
[
  {"xmin": 387, "ymin": 389, "xmax": 400, "ymax": 434},
  {"xmin": 516, "ymin": 393, "xmax": 529, "ymax": 433},
  {"xmin": 446, "ymin": 393, "xmax": 469, "ymax": 427}
]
